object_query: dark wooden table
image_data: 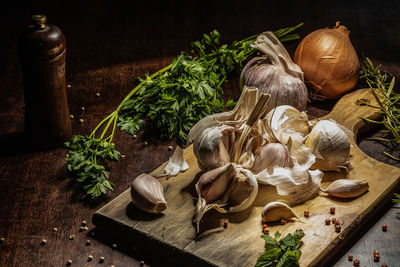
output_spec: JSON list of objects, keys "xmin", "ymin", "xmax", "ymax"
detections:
[{"xmin": 1, "ymin": 1, "xmax": 399, "ymax": 266}]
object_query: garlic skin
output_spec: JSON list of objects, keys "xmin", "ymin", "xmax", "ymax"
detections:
[
  {"xmin": 321, "ymin": 179, "xmax": 369, "ymax": 198},
  {"xmin": 164, "ymin": 146, "xmax": 189, "ymax": 176},
  {"xmin": 251, "ymin": 142, "xmax": 290, "ymax": 174},
  {"xmin": 262, "ymin": 201, "xmax": 301, "ymax": 223},
  {"xmin": 131, "ymin": 174, "xmax": 167, "ymax": 214},
  {"xmin": 305, "ymin": 120, "xmax": 351, "ymax": 171},
  {"xmin": 240, "ymin": 32, "xmax": 308, "ymax": 112}
]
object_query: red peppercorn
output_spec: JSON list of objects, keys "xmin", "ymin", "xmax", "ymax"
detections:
[
  {"xmin": 262, "ymin": 224, "xmax": 268, "ymax": 230},
  {"xmin": 381, "ymin": 264, "xmax": 387, "ymax": 267},
  {"xmin": 382, "ymin": 224, "xmax": 387, "ymax": 232},
  {"xmin": 374, "ymin": 254, "xmax": 380, "ymax": 262},
  {"xmin": 280, "ymin": 218, "xmax": 287, "ymax": 225},
  {"xmin": 330, "ymin": 207, "xmax": 336, "ymax": 215},
  {"xmin": 348, "ymin": 254, "xmax": 353, "ymax": 261},
  {"xmin": 304, "ymin": 210, "xmax": 310, "ymax": 218},
  {"xmin": 296, "ymin": 228, "xmax": 303, "ymax": 232},
  {"xmin": 223, "ymin": 221, "xmax": 228, "ymax": 229},
  {"xmin": 325, "ymin": 218, "xmax": 331, "ymax": 225},
  {"xmin": 353, "ymin": 259, "xmax": 360, "ymax": 266},
  {"xmin": 334, "ymin": 220, "xmax": 341, "ymax": 226},
  {"xmin": 331, "ymin": 218, "xmax": 336, "ymax": 223}
]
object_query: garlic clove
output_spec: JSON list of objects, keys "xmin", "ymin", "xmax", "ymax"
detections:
[
  {"xmin": 164, "ymin": 146, "xmax": 189, "ymax": 176},
  {"xmin": 261, "ymin": 201, "xmax": 301, "ymax": 223},
  {"xmin": 321, "ymin": 179, "xmax": 369, "ymax": 198},
  {"xmin": 131, "ymin": 174, "xmax": 167, "ymax": 214},
  {"xmin": 305, "ymin": 120, "xmax": 351, "ymax": 171},
  {"xmin": 251, "ymin": 142, "xmax": 290, "ymax": 174}
]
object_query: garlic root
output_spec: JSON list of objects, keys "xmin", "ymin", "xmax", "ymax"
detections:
[{"xmin": 320, "ymin": 179, "xmax": 369, "ymax": 198}]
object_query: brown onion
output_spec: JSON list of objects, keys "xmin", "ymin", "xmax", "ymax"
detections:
[{"xmin": 294, "ymin": 22, "xmax": 360, "ymax": 99}]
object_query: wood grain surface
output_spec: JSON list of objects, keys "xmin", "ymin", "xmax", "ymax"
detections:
[
  {"xmin": 0, "ymin": 1, "xmax": 399, "ymax": 267},
  {"xmin": 93, "ymin": 89, "xmax": 400, "ymax": 267}
]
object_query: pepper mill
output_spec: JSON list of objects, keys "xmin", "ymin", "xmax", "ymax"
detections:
[{"xmin": 18, "ymin": 15, "xmax": 72, "ymax": 148}]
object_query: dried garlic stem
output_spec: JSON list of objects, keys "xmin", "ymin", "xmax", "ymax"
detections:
[{"xmin": 233, "ymin": 93, "xmax": 271, "ymax": 163}]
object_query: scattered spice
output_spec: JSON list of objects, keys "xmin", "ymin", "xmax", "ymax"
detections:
[
  {"xmin": 0, "ymin": 237, "xmax": 5, "ymax": 244},
  {"xmin": 133, "ymin": 134, "xmax": 137, "ymax": 139},
  {"xmin": 88, "ymin": 255, "xmax": 93, "ymax": 262},
  {"xmin": 69, "ymin": 115, "xmax": 74, "ymax": 119},
  {"xmin": 295, "ymin": 228, "xmax": 303, "ymax": 233},
  {"xmin": 263, "ymin": 228, "xmax": 270, "ymax": 234},
  {"xmin": 69, "ymin": 234, "xmax": 75, "ymax": 240},
  {"xmin": 353, "ymin": 259, "xmax": 360, "ymax": 266},
  {"xmin": 223, "ymin": 221, "xmax": 229, "ymax": 229},
  {"xmin": 79, "ymin": 118, "xmax": 84, "ymax": 124},
  {"xmin": 335, "ymin": 224, "xmax": 341, "ymax": 233},
  {"xmin": 99, "ymin": 256, "xmax": 105, "ymax": 263},
  {"xmin": 280, "ymin": 218, "xmax": 287, "ymax": 225},
  {"xmin": 53, "ymin": 227, "xmax": 58, "ymax": 232},
  {"xmin": 334, "ymin": 220, "xmax": 341, "ymax": 226},
  {"xmin": 144, "ymin": 141, "xmax": 148, "ymax": 146},
  {"xmin": 81, "ymin": 107, "xmax": 86, "ymax": 111},
  {"xmin": 382, "ymin": 224, "xmax": 387, "ymax": 232},
  {"xmin": 330, "ymin": 207, "xmax": 336, "ymax": 214},
  {"xmin": 79, "ymin": 226, "xmax": 85, "ymax": 232},
  {"xmin": 325, "ymin": 218, "xmax": 331, "ymax": 225},
  {"xmin": 40, "ymin": 239, "xmax": 47, "ymax": 245},
  {"xmin": 67, "ymin": 84, "xmax": 71, "ymax": 88},
  {"xmin": 112, "ymin": 243, "xmax": 117, "ymax": 250},
  {"xmin": 348, "ymin": 254, "xmax": 353, "ymax": 261},
  {"xmin": 86, "ymin": 240, "xmax": 91, "ymax": 246},
  {"xmin": 332, "ymin": 218, "xmax": 336, "ymax": 224},
  {"xmin": 374, "ymin": 254, "xmax": 380, "ymax": 262},
  {"xmin": 381, "ymin": 264, "xmax": 388, "ymax": 267},
  {"xmin": 304, "ymin": 210, "xmax": 310, "ymax": 218},
  {"xmin": 262, "ymin": 224, "xmax": 268, "ymax": 230},
  {"xmin": 82, "ymin": 220, "xmax": 87, "ymax": 226},
  {"xmin": 95, "ymin": 92, "xmax": 101, "ymax": 97},
  {"xmin": 168, "ymin": 145, "xmax": 173, "ymax": 151},
  {"xmin": 66, "ymin": 259, "xmax": 72, "ymax": 266},
  {"xmin": 140, "ymin": 260, "xmax": 145, "ymax": 266}
]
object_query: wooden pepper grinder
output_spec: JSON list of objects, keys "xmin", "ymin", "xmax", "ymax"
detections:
[{"xmin": 18, "ymin": 15, "xmax": 72, "ymax": 148}]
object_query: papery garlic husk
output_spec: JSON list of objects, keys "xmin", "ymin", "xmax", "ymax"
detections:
[
  {"xmin": 194, "ymin": 163, "xmax": 258, "ymax": 232},
  {"xmin": 131, "ymin": 173, "xmax": 167, "ymax": 214},
  {"xmin": 164, "ymin": 146, "xmax": 189, "ymax": 176},
  {"xmin": 305, "ymin": 120, "xmax": 351, "ymax": 171},
  {"xmin": 251, "ymin": 142, "xmax": 290, "ymax": 174},
  {"xmin": 321, "ymin": 179, "xmax": 369, "ymax": 198},
  {"xmin": 256, "ymin": 165, "xmax": 323, "ymax": 204},
  {"xmin": 262, "ymin": 201, "xmax": 301, "ymax": 223},
  {"xmin": 240, "ymin": 31, "xmax": 308, "ymax": 112}
]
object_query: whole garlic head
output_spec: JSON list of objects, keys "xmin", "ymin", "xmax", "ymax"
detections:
[{"xmin": 305, "ymin": 120, "xmax": 351, "ymax": 171}]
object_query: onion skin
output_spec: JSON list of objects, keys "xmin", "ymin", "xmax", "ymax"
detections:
[{"xmin": 294, "ymin": 22, "xmax": 360, "ymax": 99}]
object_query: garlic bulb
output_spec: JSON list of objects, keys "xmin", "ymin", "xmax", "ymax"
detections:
[
  {"xmin": 305, "ymin": 120, "xmax": 351, "ymax": 171},
  {"xmin": 194, "ymin": 163, "xmax": 258, "ymax": 232},
  {"xmin": 294, "ymin": 22, "xmax": 360, "ymax": 99},
  {"xmin": 251, "ymin": 143, "xmax": 290, "ymax": 174},
  {"xmin": 321, "ymin": 179, "xmax": 369, "ymax": 198},
  {"xmin": 262, "ymin": 201, "xmax": 301, "ymax": 223},
  {"xmin": 240, "ymin": 31, "xmax": 308, "ymax": 112},
  {"xmin": 130, "ymin": 174, "xmax": 167, "ymax": 214}
]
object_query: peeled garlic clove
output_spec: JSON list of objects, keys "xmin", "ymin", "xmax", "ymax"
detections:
[
  {"xmin": 131, "ymin": 174, "xmax": 167, "ymax": 214},
  {"xmin": 321, "ymin": 179, "xmax": 369, "ymax": 198},
  {"xmin": 262, "ymin": 201, "xmax": 301, "ymax": 223},
  {"xmin": 251, "ymin": 142, "xmax": 290, "ymax": 174},
  {"xmin": 305, "ymin": 120, "xmax": 350, "ymax": 171}
]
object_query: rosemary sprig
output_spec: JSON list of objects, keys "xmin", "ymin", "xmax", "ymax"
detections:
[
  {"xmin": 360, "ymin": 57, "xmax": 400, "ymax": 161},
  {"xmin": 66, "ymin": 24, "xmax": 304, "ymax": 198}
]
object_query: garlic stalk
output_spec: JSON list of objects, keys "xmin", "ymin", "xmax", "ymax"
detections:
[
  {"xmin": 130, "ymin": 173, "xmax": 167, "ymax": 214},
  {"xmin": 305, "ymin": 120, "xmax": 351, "ymax": 171},
  {"xmin": 262, "ymin": 201, "xmax": 302, "ymax": 223},
  {"xmin": 321, "ymin": 179, "xmax": 369, "ymax": 198},
  {"xmin": 240, "ymin": 32, "xmax": 308, "ymax": 112}
]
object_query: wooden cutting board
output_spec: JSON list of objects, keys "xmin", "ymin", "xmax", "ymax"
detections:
[{"xmin": 92, "ymin": 89, "xmax": 400, "ymax": 267}]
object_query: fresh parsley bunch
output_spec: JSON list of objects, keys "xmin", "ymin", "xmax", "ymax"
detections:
[
  {"xmin": 66, "ymin": 24, "xmax": 304, "ymax": 198},
  {"xmin": 255, "ymin": 230, "xmax": 305, "ymax": 267}
]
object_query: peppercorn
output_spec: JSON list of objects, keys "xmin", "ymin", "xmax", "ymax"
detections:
[
  {"xmin": 112, "ymin": 243, "xmax": 117, "ymax": 250},
  {"xmin": 223, "ymin": 221, "xmax": 228, "ymax": 229},
  {"xmin": 280, "ymin": 218, "xmax": 287, "ymax": 225},
  {"xmin": 144, "ymin": 141, "xmax": 148, "ymax": 146},
  {"xmin": 381, "ymin": 264, "xmax": 388, "ymax": 267},
  {"xmin": 79, "ymin": 118, "xmax": 84, "ymax": 124},
  {"xmin": 262, "ymin": 224, "xmax": 268, "ymax": 230},
  {"xmin": 88, "ymin": 255, "xmax": 93, "ymax": 262},
  {"xmin": 69, "ymin": 234, "xmax": 75, "ymax": 240},
  {"xmin": 334, "ymin": 220, "xmax": 341, "ymax": 226},
  {"xmin": 99, "ymin": 256, "xmax": 105, "ymax": 263},
  {"xmin": 79, "ymin": 226, "xmax": 85, "ymax": 232},
  {"xmin": 82, "ymin": 220, "xmax": 87, "ymax": 226},
  {"xmin": 304, "ymin": 210, "xmax": 310, "ymax": 218},
  {"xmin": 353, "ymin": 259, "xmax": 360, "ymax": 266},
  {"xmin": 335, "ymin": 224, "xmax": 341, "ymax": 233},
  {"xmin": 330, "ymin": 207, "xmax": 336, "ymax": 215},
  {"xmin": 53, "ymin": 227, "xmax": 58, "ymax": 232},
  {"xmin": 0, "ymin": 237, "xmax": 5, "ymax": 244},
  {"xmin": 325, "ymin": 218, "xmax": 331, "ymax": 225},
  {"xmin": 81, "ymin": 106, "xmax": 85, "ymax": 111},
  {"xmin": 382, "ymin": 224, "xmax": 387, "ymax": 232},
  {"xmin": 168, "ymin": 145, "xmax": 173, "ymax": 151},
  {"xmin": 348, "ymin": 254, "xmax": 353, "ymax": 261},
  {"xmin": 95, "ymin": 92, "xmax": 101, "ymax": 97},
  {"xmin": 295, "ymin": 228, "xmax": 303, "ymax": 232},
  {"xmin": 69, "ymin": 114, "xmax": 74, "ymax": 119},
  {"xmin": 331, "ymin": 218, "xmax": 336, "ymax": 223},
  {"xmin": 40, "ymin": 239, "xmax": 47, "ymax": 245},
  {"xmin": 374, "ymin": 251, "xmax": 380, "ymax": 262},
  {"xmin": 140, "ymin": 260, "xmax": 145, "ymax": 266},
  {"xmin": 86, "ymin": 240, "xmax": 91, "ymax": 246},
  {"xmin": 133, "ymin": 134, "xmax": 137, "ymax": 139},
  {"xmin": 66, "ymin": 259, "xmax": 72, "ymax": 266},
  {"xmin": 67, "ymin": 84, "xmax": 72, "ymax": 88}
]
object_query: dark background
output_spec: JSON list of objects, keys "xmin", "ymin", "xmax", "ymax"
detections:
[{"xmin": 0, "ymin": 1, "xmax": 399, "ymax": 266}]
